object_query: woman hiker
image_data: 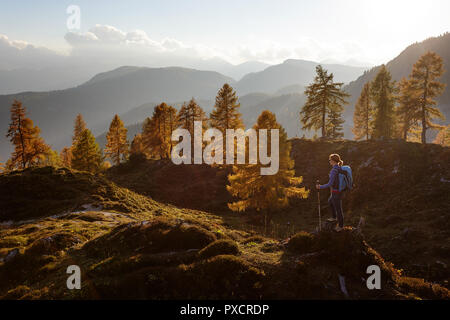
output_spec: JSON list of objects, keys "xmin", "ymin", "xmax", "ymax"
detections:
[{"xmin": 316, "ymin": 153, "xmax": 345, "ymax": 232}]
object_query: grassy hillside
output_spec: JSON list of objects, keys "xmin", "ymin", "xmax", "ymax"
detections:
[
  {"xmin": 107, "ymin": 139, "xmax": 450, "ymax": 289},
  {"xmin": 0, "ymin": 165, "xmax": 448, "ymax": 299}
]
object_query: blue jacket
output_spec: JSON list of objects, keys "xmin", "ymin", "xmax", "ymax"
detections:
[{"xmin": 320, "ymin": 165, "xmax": 340, "ymax": 190}]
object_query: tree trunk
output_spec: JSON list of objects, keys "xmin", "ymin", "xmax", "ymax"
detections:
[
  {"xmin": 366, "ymin": 96, "xmax": 370, "ymax": 140},
  {"xmin": 422, "ymin": 68, "xmax": 429, "ymax": 144},
  {"xmin": 18, "ymin": 114, "xmax": 26, "ymax": 169},
  {"xmin": 322, "ymin": 105, "xmax": 326, "ymax": 138}
]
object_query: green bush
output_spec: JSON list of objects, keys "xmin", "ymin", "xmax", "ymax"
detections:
[{"xmin": 198, "ymin": 240, "xmax": 240, "ymax": 259}]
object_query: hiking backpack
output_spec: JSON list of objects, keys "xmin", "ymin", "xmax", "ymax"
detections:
[{"xmin": 337, "ymin": 165, "xmax": 353, "ymax": 192}]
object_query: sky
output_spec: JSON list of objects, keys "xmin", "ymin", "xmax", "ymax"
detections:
[{"xmin": 1, "ymin": 0, "xmax": 450, "ymax": 68}]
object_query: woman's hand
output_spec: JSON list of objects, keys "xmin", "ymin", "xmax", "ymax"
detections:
[{"xmin": 316, "ymin": 184, "xmax": 320, "ymax": 190}]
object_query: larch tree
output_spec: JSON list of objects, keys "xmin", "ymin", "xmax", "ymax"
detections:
[
  {"xmin": 6, "ymin": 100, "xmax": 50, "ymax": 169},
  {"xmin": 370, "ymin": 65, "xmax": 397, "ymax": 140},
  {"xmin": 353, "ymin": 83, "xmax": 374, "ymax": 140},
  {"xmin": 142, "ymin": 103, "xmax": 178, "ymax": 159},
  {"xmin": 71, "ymin": 129, "xmax": 103, "ymax": 173},
  {"xmin": 300, "ymin": 65, "xmax": 349, "ymax": 138},
  {"xmin": 396, "ymin": 78, "xmax": 421, "ymax": 140},
  {"xmin": 326, "ymin": 105, "xmax": 345, "ymax": 139},
  {"xmin": 39, "ymin": 149, "xmax": 62, "ymax": 167},
  {"xmin": 130, "ymin": 133, "xmax": 145, "ymax": 156},
  {"xmin": 177, "ymin": 98, "xmax": 208, "ymax": 161},
  {"xmin": 210, "ymin": 83, "xmax": 244, "ymax": 159},
  {"xmin": 227, "ymin": 110, "xmax": 309, "ymax": 233},
  {"xmin": 72, "ymin": 114, "xmax": 87, "ymax": 146},
  {"xmin": 60, "ymin": 146, "xmax": 72, "ymax": 168},
  {"xmin": 105, "ymin": 114, "xmax": 129, "ymax": 165},
  {"xmin": 409, "ymin": 51, "xmax": 446, "ymax": 144},
  {"xmin": 433, "ymin": 125, "xmax": 450, "ymax": 146}
]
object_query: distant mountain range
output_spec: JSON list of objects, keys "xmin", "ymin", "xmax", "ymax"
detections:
[
  {"xmin": 1, "ymin": 33, "xmax": 450, "ymax": 161},
  {"xmin": 235, "ymin": 59, "xmax": 367, "ymax": 95},
  {"xmin": 0, "ymin": 58, "xmax": 270, "ymax": 95}
]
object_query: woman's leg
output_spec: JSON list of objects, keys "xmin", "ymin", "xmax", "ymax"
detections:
[
  {"xmin": 328, "ymin": 195, "xmax": 337, "ymax": 220},
  {"xmin": 332, "ymin": 193, "xmax": 344, "ymax": 228}
]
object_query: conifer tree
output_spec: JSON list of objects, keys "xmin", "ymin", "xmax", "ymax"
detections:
[
  {"xmin": 353, "ymin": 83, "xmax": 374, "ymax": 140},
  {"xmin": 405, "ymin": 124, "xmax": 423, "ymax": 143},
  {"xmin": 177, "ymin": 98, "xmax": 208, "ymax": 161},
  {"xmin": 370, "ymin": 65, "xmax": 397, "ymax": 139},
  {"xmin": 409, "ymin": 51, "xmax": 446, "ymax": 144},
  {"xmin": 300, "ymin": 65, "xmax": 349, "ymax": 138},
  {"xmin": 130, "ymin": 134, "xmax": 145, "ymax": 156},
  {"xmin": 433, "ymin": 125, "xmax": 450, "ymax": 146},
  {"xmin": 39, "ymin": 149, "xmax": 62, "ymax": 167},
  {"xmin": 142, "ymin": 103, "xmax": 178, "ymax": 159},
  {"xmin": 71, "ymin": 129, "xmax": 103, "ymax": 173},
  {"xmin": 210, "ymin": 84, "xmax": 244, "ymax": 158},
  {"xmin": 6, "ymin": 100, "xmax": 50, "ymax": 169},
  {"xmin": 227, "ymin": 111, "xmax": 309, "ymax": 231},
  {"xmin": 60, "ymin": 146, "xmax": 72, "ymax": 168},
  {"xmin": 396, "ymin": 78, "xmax": 421, "ymax": 140},
  {"xmin": 326, "ymin": 106, "xmax": 344, "ymax": 139},
  {"xmin": 105, "ymin": 114, "xmax": 129, "ymax": 165},
  {"xmin": 72, "ymin": 114, "xmax": 87, "ymax": 145}
]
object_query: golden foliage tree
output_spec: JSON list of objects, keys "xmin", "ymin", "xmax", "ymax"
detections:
[
  {"xmin": 326, "ymin": 107, "xmax": 345, "ymax": 139},
  {"xmin": 39, "ymin": 149, "xmax": 62, "ymax": 167},
  {"xmin": 210, "ymin": 83, "xmax": 244, "ymax": 156},
  {"xmin": 371, "ymin": 65, "xmax": 397, "ymax": 139},
  {"xmin": 142, "ymin": 103, "xmax": 178, "ymax": 159},
  {"xmin": 71, "ymin": 129, "xmax": 103, "ymax": 173},
  {"xmin": 227, "ymin": 110, "xmax": 309, "ymax": 230},
  {"xmin": 177, "ymin": 98, "xmax": 208, "ymax": 161},
  {"xmin": 72, "ymin": 113, "xmax": 87, "ymax": 145},
  {"xmin": 433, "ymin": 125, "xmax": 450, "ymax": 146},
  {"xmin": 409, "ymin": 51, "xmax": 446, "ymax": 144},
  {"xmin": 300, "ymin": 65, "xmax": 349, "ymax": 138},
  {"xmin": 396, "ymin": 78, "xmax": 421, "ymax": 140},
  {"xmin": 6, "ymin": 100, "xmax": 50, "ymax": 169},
  {"xmin": 130, "ymin": 133, "xmax": 145, "ymax": 156},
  {"xmin": 105, "ymin": 114, "xmax": 129, "ymax": 165},
  {"xmin": 353, "ymin": 83, "xmax": 374, "ymax": 140},
  {"xmin": 60, "ymin": 146, "xmax": 72, "ymax": 168}
]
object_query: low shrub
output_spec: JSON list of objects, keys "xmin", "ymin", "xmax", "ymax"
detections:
[
  {"xmin": 397, "ymin": 277, "xmax": 450, "ymax": 300},
  {"xmin": 243, "ymin": 235, "xmax": 266, "ymax": 244},
  {"xmin": 198, "ymin": 240, "xmax": 240, "ymax": 259},
  {"xmin": 191, "ymin": 255, "xmax": 265, "ymax": 299},
  {"xmin": 84, "ymin": 218, "xmax": 217, "ymax": 258},
  {"xmin": 288, "ymin": 231, "xmax": 315, "ymax": 254}
]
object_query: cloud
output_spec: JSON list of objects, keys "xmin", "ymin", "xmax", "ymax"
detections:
[
  {"xmin": 1, "ymin": 24, "xmax": 374, "ymax": 74},
  {"xmin": 66, "ymin": 25, "xmax": 163, "ymax": 50},
  {"xmin": 0, "ymin": 34, "xmax": 66, "ymax": 70}
]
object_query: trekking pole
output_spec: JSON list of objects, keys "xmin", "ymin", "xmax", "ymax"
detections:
[{"xmin": 316, "ymin": 179, "xmax": 321, "ymax": 231}]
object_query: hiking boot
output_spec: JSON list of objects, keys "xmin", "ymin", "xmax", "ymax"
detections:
[{"xmin": 334, "ymin": 226, "xmax": 343, "ymax": 232}]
